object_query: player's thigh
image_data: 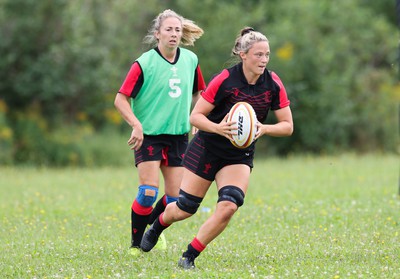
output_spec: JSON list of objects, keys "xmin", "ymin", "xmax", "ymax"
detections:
[
  {"xmin": 137, "ymin": 160, "xmax": 161, "ymax": 187},
  {"xmin": 215, "ymin": 164, "xmax": 250, "ymax": 194},
  {"xmin": 180, "ymin": 168, "xmax": 212, "ymax": 199},
  {"xmin": 160, "ymin": 165, "xmax": 184, "ymax": 196}
]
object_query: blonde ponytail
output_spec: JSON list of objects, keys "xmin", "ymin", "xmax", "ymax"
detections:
[{"xmin": 144, "ymin": 9, "xmax": 203, "ymax": 47}]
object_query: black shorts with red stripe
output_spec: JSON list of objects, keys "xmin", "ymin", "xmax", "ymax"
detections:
[
  {"xmin": 134, "ymin": 134, "xmax": 188, "ymax": 167},
  {"xmin": 183, "ymin": 133, "xmax": 254, "ymax": 181}
]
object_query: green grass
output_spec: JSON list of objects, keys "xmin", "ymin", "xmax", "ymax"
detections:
[{"xmin": 1, "ymin": 154, "xmax": 399, "ymax": 278}]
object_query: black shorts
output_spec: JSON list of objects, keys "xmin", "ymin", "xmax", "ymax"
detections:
[
  {"xmin": 134, "ymin": 134, "xmax": 189, "ymax": 167},
  {"xmin": 183, "ymin": 133, "xmax": 254, "ymax": 181}
]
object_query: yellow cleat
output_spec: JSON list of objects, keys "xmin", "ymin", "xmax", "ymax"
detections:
[
  {"xmin": 128, "ymin": 247, "xmax": 141, "ymax": 256},
  {"xmin": 154, "ymin": 232, "xmax": 167, "ymax": 250}
]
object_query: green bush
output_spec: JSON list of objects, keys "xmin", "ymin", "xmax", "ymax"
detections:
[
  {"xmin": 9, "ymin": 111, "xmax": 130, "ymax": 167},
  {"xmin": 0, "ymin": 107, "xmax": 13, "ymax": 165}
]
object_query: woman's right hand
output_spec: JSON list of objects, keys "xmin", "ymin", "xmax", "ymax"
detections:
[
  {"xmin": 128, "ymin": 124, "xmax": 143, "ymax": 151},
  {"xmin": 216, "ymin": 114, "xmax": 237, "ymax": 141}
]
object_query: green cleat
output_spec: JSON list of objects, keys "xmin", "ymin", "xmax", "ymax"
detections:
[
  {"xmin": 128, "ymin": 246, "xmax": 141, "ymax": 256},
  {"xmin": 141, "ymin": 224, "xmax": 167, "ymax": 252},
  {"xmin": 154, "ymin": 232, "xmax": 167, "ymax": 250}
]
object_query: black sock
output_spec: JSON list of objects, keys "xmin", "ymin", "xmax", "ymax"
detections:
[
  {"xmin": 148, "ymin": 195, "xmax": 166, "ymax": 225},
  {"xmin": 182, "ymin": 243, "xmax": 201, "ymax": 259},
  {"xmin": 131, "ymin": 209, "xmax": 150, "ymax": 247},
  {"xmin": 152, "ymin": 214, "xmax": 169, "ymax": 235}
]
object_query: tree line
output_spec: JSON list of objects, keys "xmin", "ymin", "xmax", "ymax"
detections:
[{"xmin": 0, "ymin": 0, "xmax": 398, "ymax": 165}]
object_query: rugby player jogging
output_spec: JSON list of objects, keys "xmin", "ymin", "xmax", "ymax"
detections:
[
  {"xmin": 141, "ymin": 27, "xmax": 294, "ymax": 269},
  {"xmin": 114, "ymin": 9, "xmax": 205, "ymax": 255}
]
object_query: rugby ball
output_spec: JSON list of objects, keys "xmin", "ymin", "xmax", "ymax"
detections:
[{"xmin": 227, "ymin": 102, "xmax": 257, "ymax": 149}]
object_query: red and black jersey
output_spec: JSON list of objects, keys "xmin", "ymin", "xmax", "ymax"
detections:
[{"xmin": 199, "ymin": 62, "xmax": 290, "ymax": 159}]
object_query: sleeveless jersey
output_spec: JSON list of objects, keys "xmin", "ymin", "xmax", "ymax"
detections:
[{"xmin": 130, "ymin": 48, "xmax": 200, "ymax": 135}]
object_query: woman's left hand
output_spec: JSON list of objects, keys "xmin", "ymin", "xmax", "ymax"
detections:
[{"xmin": 254, "ymin": 121, "xmax": 264, "ymax": 140}]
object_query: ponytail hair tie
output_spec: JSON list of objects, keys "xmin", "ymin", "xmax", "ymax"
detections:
[{"xmin": 241, "ymin": 27, "xmax": 255, "ymax": 36}]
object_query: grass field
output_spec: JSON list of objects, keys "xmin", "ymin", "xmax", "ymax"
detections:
[{"xmin": 1, "ymin": 154, "xmax": 399, "ymax": 278}]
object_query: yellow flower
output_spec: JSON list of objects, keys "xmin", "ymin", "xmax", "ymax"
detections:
[
  {"xmin": 0, "ymin": 127, "xmax": 12, "ymax": 140},
  {"xmin": 0, "ymin": 99, "xmax": 7, "ymax": 113},
  {"xmin": 76, "ymin": 112, "xmax": 88, "ymax": 121},
  {"xmin": 276, "ymin": 42, "xmax": 294, "ymax": 61},
  {"xmin": 104, "ymin": 109, "xmax": 122, "ymax": 125}
]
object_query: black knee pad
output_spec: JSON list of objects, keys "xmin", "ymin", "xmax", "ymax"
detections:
[
  {"xmin": 176, "ymin": 189, "xmax": 203, "ymax": 214},
  {"xmin": 217, "ymin": 185, "xmax": 245, "ymax": 207}
]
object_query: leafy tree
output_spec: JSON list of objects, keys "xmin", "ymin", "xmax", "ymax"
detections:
[
  {"xmin": 263, "ymin": 0, "xmax": 399, "ymax": 153},
  {"xmin": 0, "ymin": 0, "xmax": 398, "ymax": 165}
]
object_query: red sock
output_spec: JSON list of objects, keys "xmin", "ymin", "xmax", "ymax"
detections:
[
  {"xmin": 158, "ymin": 213, "xmax": 170, "ymax": 227},
  {"xmin": 191, "ymin": 237, "xmax": 206, "ymax": 252}
]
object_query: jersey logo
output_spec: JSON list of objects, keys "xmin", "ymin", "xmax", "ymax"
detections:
[
  {"xmin": 226, "ymin": 87, "xmax": 243, "ymax": 97},
  {"xmin": 171, "ymin": 66, "xmax": 178, "ymax": 76}
]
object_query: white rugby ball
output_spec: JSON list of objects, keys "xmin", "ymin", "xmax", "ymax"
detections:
[{"xmin": 227, "ymin": 102, "xmax": 257, "ymax": 149}]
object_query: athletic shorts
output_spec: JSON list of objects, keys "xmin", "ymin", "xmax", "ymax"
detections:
[
  {"xmin": 183, "ymin": 133, "xmax": 254, "ymax": 181},
  {"xmin": 134, "ymin": 134, "xmax": 188, "ymax": 167}
]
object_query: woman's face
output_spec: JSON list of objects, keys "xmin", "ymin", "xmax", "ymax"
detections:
[
  {"xmin": 156, "ymin": 17, "xmax": 182, "ymax": 50},
  {"xmin": 241, "ymin": 41, "xmax": 270, "ymax": 77}
]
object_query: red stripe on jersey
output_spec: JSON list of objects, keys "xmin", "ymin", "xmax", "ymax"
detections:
[
  {"xmin": 119, "ymin": 62, "xmax": 142, "ymax": 97},
  {"xmin": 270, "ymin": 71, "xmax": 290, "ymax": 108},
  {"xmin": 196, "ymin": 65, "xmax": 206, "ymax": 92},
  {"xmin": 201, "ymin": 69, "xmax": 230, "ymax": 104}
]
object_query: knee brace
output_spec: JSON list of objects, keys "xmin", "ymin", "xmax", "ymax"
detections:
[
  {"xmin": 136, "ymin": 185, "xmax": 158, "ymax": 207},
  {"xmin": 217, "ymin": 185, "xmax": 245, "ymax": 207},
  {"xmin": 176, "ymin": 189, "xmax": 203, "ymax": 214},
  {"xmin": 165, "ymin": 195, "xmax": 178, "ymax": 204}
]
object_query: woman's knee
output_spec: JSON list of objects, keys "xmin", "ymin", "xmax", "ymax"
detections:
[
  {"xmin": 176, "ymin": 189, "xmax": 203, "ymax": 215},
  {"xmin": 216, "ymin": 202, "xmax": 238, "ymax": 222},
  {"xmin": 215, "ymin": 185, "xmax": 246, "ymax": 221}
]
